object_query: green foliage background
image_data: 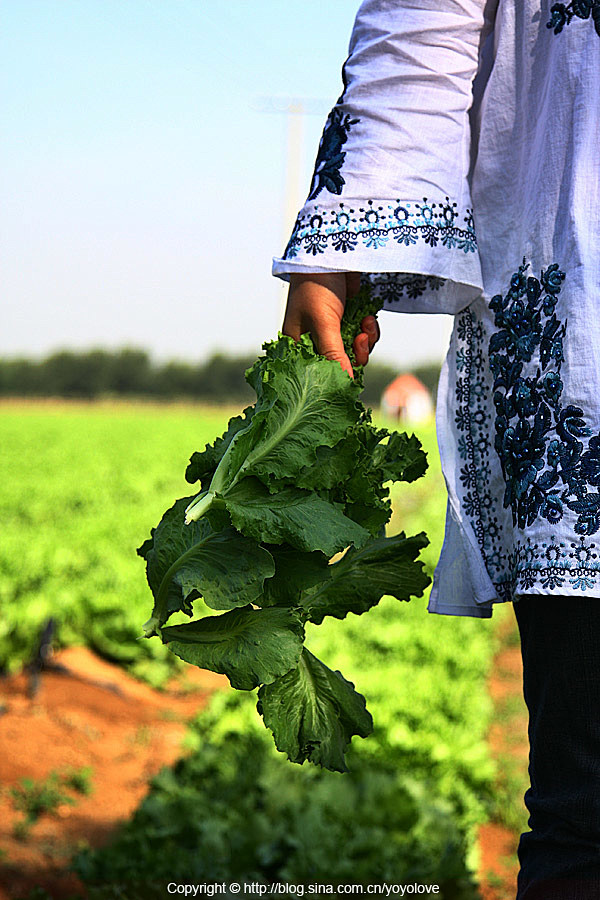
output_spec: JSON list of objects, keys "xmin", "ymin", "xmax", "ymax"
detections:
[
  {"xmin": 0, "ymin": 403, "xmax": 230, "ymax": 685},
  {"xmin": 1, "ymin": 402, "xmax": 496, "ymax": 895}
]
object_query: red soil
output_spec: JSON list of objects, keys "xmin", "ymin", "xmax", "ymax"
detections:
[
  {"xmin": 477, "ymin": 638, "xmax": 530, "ymax": 900},
  {"xmin": 0, "ymin": 647, "xmax": 226, "ymax": 900}
]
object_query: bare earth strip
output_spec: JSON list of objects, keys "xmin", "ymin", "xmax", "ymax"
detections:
[
  {"xmin": 478, "ymin": 608, "xmax": 530, "ymax": 900},
  {"xmin": 0, "ymin": 647, "xmax": 226, "ymax": 900}
]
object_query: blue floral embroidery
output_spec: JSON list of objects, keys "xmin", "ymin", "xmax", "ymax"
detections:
[
  {"xmin": 510, "ymin": 536, "xmax": 600, "ymax": 591},
  {"xmin": 283, "ymin": 198, "xmax": 477, "ymax": 260},
  {"xmin": 308, "ymin": 108, "xmax": 360, "ymax": 201},
  {"xmin": 489, "ymin": 261, "xmax": 600, "ymax": 536},
  {"xmin": 366, "ymin": 273, "xmax": 446, "ymax": 304},
  {"xmin": 454, "ymin": 281, "xmax": 600, "ymax": 600},
  {"xmin": 455, "ymin": 308, "xmax": 511, "ymax": 599},
  {"xmin": 547, "ymin": 1, "xmax": 600, "ymax": 36},
  {"xmin": 308, "ymin": 59, "xmax": 360, "ymax": 200}
]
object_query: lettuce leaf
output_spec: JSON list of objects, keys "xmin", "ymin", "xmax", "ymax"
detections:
[
  {"xmin": 138, "ymin": 498, "xmax": 275, "ymax": 633},
  {"xmin": 162, "ymin": 606, "xmax": 304, "ymax": 691},
  {"xmin": 185, "ymin": 404, "xmax": 255, "ymax": 489},
  {"xmin": 257, "ymin": 648, "xmax": 373, "ymax": 774},
  {"xmin": 184, "ymin": 335, "xmax": 363, "ymax": 519},
  {"xmin": 258, "ymin": 544, "xmax": 330, "ymax": 608},
  {"xmin": 301, "ymin": 532, "xmax": 430, "ymax": 625},
  {"xmin": 220, "ymin": 477, "xmax": 370, "ymax": 556}
]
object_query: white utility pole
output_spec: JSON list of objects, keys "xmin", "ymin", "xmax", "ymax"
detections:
[
  {"xmin": 255, "ymin": 96, "xmax": 330, "ymax": 244},
  {"xmin": 255, "ymin": 97, "xmax": 330, "ymax": 320}
]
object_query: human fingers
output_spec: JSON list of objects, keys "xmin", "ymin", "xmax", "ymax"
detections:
[
  {"xmin": 353, "ymin": 331, "xmax": 370, "ymax": 367},
  {"xmin": 282, "ymin": 273, "xmax": 354, "ymax": 378},
  {"xmin": 361, "ymin": 315, "xmax": 380, "ymax": 353},
  {"xmin": 352, "ymin": 315, "xmax": 380, "ymax": 365},
  {"xmin": 282, "ymin": 273, "xmax": 346, "ymax": 339},
  {"xmin": 315, "ymin": 321, "xmax": 354, "ymax": 378}
]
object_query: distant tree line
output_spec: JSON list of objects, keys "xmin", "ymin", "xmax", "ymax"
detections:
[{"xmin": 0, "ymin": 348, "xmax": 441, "ymax": 408}]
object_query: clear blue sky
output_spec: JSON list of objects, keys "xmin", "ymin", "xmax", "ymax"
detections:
[{"xmin": 1, "ymin": 0, "xmax": 453, "ymax": 368}]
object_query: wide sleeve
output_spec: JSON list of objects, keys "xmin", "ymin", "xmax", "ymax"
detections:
[{"xmin": 272, "ymin": 0, "xmax": 493, "ymax": 315}]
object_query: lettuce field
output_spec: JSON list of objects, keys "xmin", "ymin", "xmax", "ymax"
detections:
[
  {"xmin": 1, "ymin": 400, "xmax": 499, "ymax": 896},
  {"xmin": 1, "ymin": 402, "xmax": 234, "ymax": 686}
]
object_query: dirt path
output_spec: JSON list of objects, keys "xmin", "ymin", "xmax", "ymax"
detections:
[
  {"xmin": 477, "ymin": 612, "xmax": 530, "ymax": 900},
  {"xmin": 0, "ymin": 647, "xmax": 226, "ymax": 900}
]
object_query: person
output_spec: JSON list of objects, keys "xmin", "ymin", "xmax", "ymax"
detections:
[{"xmin": 273, "ymin": 2, "xmax": 600, "ymax": 898}]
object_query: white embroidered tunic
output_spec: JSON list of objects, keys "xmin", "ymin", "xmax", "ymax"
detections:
[{"xmin": 272, "ymin": 0, "xmax": 600, "ymax": 617}]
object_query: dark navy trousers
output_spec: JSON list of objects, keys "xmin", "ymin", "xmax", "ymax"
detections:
[{"xmin": 513, "ymin": 595, "xmax": 600, "ymax": 900}]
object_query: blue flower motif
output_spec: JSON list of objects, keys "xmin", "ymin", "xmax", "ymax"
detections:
[
  {"xmin": 540, "ymin": 494, "xmax": 564, "ymax": 524},
  {"xmin": 580, "ymin": 436, "xmax": 600, "ymax": 485},
  {"xmin": 520, "ymin": 568, "xmax": 538, "ymax": 590},
  {"xmin": 362, "ymin": 231, "xmax": 389, "ymax": 250},
  {"xmin": 540, "ymin": 316, "xmax": 565, "ymax": 369},
  {"xmin": 543, "ymin": 371, "xmax": 563, "ymax": 405},
  {"xmin": 283, "ymin": 196, "xmax": 478, "ymax": 260},
  {"xmin": 460, "ymin": 465, "xmax": 476, "ymax": 489},
  {"xmin": 547, "ymin": 0, "xmax": 600, "ymax": 36},
  {"xmin": 308, "ymin": 108, "xmax": 360, "ymax": 200},
  {"xmin": 304, "ymin": 233, "xmax": 327, "ymax": 256},
  {"xmin": 541, "ymin": 571, "xmax": 566, "ymax": 590},
  {"xmin": 557, "ymin": 405, "xmax": 590, "ymax": 442},
  {"xmin": 394, "ymin": 229, "xmax": 418, "ymax": 247},
  {"xmin": 462, "ymin": 492, "xmax": 479, "ymax": 517},
  {"xmin": 541, "ymin": 263, "xmax": 566, "ymax": 294},
  {"xmin": 422, "ymin": 224, "xmax": 440, "ymax": 248},
  {"xmin": 514, "ymin": 331, "xmax": 542, "ymax": 362},
  {"xmin": 510, "ymin": 267, "xmax": 528, "ymax": 295},
  {"xmin": 456, "ymin": 379, "xmax": 468, "ymax": 403},
  {"xmin": 514, "ymin": 379, "xmax": 539, "ymax": 418},
  {"xmin": 500, "ymin": 418, "xmax": 546, "ymax": 502},
  {"xmin": 456, "ymin": 348, "xmax": 468, "ymax": 372},
  {"xmin": 331, "ymin": 230, "xmax": 357, "ymax": 253},
  {"xmin": 574, "ymin": 508, "xmax": 600, "ymax": 536},
  {"xmin": 455, "ymin": 408, "xmax": 470, "ymax": 432},
  {"xmin": 570, "ymin": 575, "xmax": 596, "ymax": 590},
  {"xmin": 548, "ymin": 439, "xmax": 561, "ymax": 468},
  {"xmin": 542, "ymin": 295, "xmax": 559, "ymax": 316},
  {"xmin": 487, "ymin": 261, "xmax": 600, "ymax": 536},
  {"xmin": 489, "ymin": 293, "xmax": 507, "ymax": 317},
  {"xmin": 526, "ymin": 277, "xmax": 542, "ymax": 307},
  {"xmin": 547, "ymin": 3, "xmax": 571, "ymax": 32}
]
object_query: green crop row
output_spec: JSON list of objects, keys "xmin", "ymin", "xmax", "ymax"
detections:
[{"xmin": 0, "ymin": 403, "xmax": 236, "ymax": 685}]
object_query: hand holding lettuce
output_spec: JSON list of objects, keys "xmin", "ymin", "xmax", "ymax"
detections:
[{"xmin": 138, "ymin": 287, "xmax": 430, "ymax": 772}]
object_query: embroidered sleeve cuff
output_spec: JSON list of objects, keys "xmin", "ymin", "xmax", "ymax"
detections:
[{"xmin": 272, "ymin": 196, "xmax": 483, "ymax": 315}]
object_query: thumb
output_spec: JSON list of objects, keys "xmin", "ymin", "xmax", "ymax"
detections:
[{"xmin": 312, "ymin": 321, "xmax": 354, "ymax": 379}]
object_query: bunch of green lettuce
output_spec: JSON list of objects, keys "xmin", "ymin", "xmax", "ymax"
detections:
[{"xmin": 139, "ymin": 289, "xmax": 430, "ymax": 772}]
